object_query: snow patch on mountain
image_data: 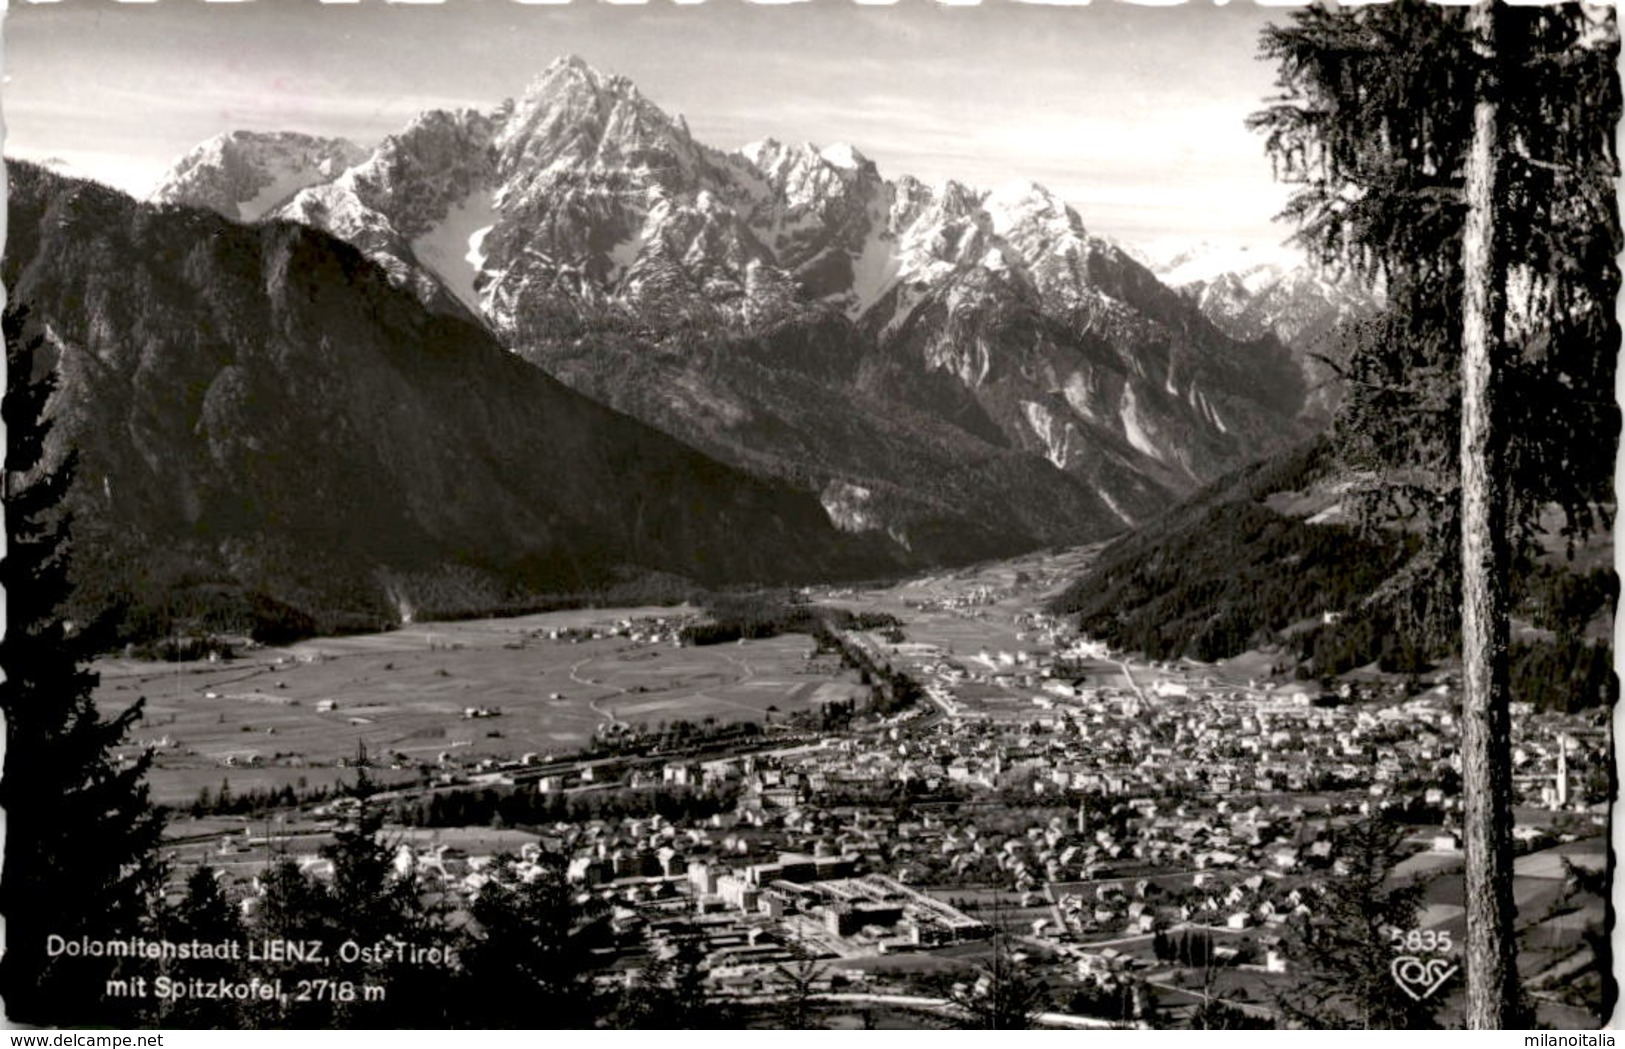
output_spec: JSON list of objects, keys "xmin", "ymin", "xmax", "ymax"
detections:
[
  {"xmin": 819, "ymin": 142, "xmax": 863, "ymax": 170},
  {"xmin": 243, "ymin": 167, "xmax": 327, "ymax": 221},
  {"xmin": 1120, "ymin": 386, "xmax": 1160, "ymax": 461},
  {"xmin": 984, "ymin": 180, "xmax": 1053, "ymax": 239},
  {"xmin": 469, "ymin": 226, "xmax": 495, "ymax": 271},
  {"xmin": 1022, "ymin": 400, "xmax": 1074, "ymax": 470},
  {"xmin": 608, "ymin": 227, "xmax": 648, "ymax": 282},
  {"xmin": 820, "ymin": 480, "xmax": 881, "ymax": 533},
  {"xmin": 1098, "ymin": 488, "xmax": 1135, "ymax": 527},
  {"xmin": 1307, "ymin": 503, "xmax": 1346, "ymax": 526},
  {"xmin": 1151, "ymin": 240, "xmax": 1299, "ymax": 287},
  {"xmin": 150, "ymin": 131, "xmax": 368, "ymax": 223},
  {"xmin": 1061, "ymin": 371, "xmax": 1102, "ymax": 426},
  {"xmin": 410, "ymin": 191, "xmax": 500, "ymax": 312},
  {"xmin": 845, "ymin": 212, "xmax": 902, "ymax": 318}
]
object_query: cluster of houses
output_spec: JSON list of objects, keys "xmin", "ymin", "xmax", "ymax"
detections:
[
  {"xmin": 843, "ymin": 611, "xmax": 1606, "ymax": 822},
  {"xmin": 191, "ymin": 594, "xmax": 1609, "ymax": 1014},
  {"xmin": 545, "ymin": 614, "xmax": 691, "ymax": 648}
]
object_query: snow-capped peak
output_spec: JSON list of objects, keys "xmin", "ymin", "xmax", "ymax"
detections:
[
  {"xmin": 495, "ymin": 55, "xmax": 698, "ymax": 182},
  {"xmin": 148, "ymin": 130, "xmax": 368, "ymax": 222},
  {"xmin": 537, "ymin": 53, "xmax": 608, "ymax": 87},
  {"xmin": 737, "ymin": 138, "xmax": 779, "ymax": 164},
  {"xmin": 1151, "ymin": 239, "xmax": 1300, "ymax": 289},
  {"xmin": 819, "ymin": 142, "xmax": 867, "ymax": 170}
]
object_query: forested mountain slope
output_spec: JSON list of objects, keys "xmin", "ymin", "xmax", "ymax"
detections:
[
  {"xmin": 1049, "ymin": 438, "xmax": 1614, "ymax": 710},
  {"xmin": 4, "ymin": 162, "xmax": 896, "ymax": 639}
]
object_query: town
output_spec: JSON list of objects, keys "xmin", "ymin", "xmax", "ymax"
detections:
[{"xmin": 124, "ymin": 556, "xmax": 1610, "ymax": 1029}]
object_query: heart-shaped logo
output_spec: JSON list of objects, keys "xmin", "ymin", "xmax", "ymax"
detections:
[{"xmin": 1390, "ymin": 955, "xmax": 1458, "ymax": 1001}]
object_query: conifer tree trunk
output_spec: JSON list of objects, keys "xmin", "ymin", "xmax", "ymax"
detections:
[{"xmin": 1458, "ymin": 0, "xmax": 1519, "ymax": 1029}]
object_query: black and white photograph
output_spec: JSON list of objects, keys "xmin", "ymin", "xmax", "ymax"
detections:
[{"xmin": 0, "ymin": 0, "xmax": 1616, "ymax": 1031}]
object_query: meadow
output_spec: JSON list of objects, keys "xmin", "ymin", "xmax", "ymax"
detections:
[{"xmin": 96, "ymin": 607, "xmax": 868, "ymax": 805}]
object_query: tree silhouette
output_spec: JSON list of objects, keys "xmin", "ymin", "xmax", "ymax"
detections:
[
  {"xmin": 246, "ymin": 857, "xmax": 338, "ymax": 1027},
  {"xmin": 612, "ymin": 924, "xmax": 728, "ymax": 1029},
  {"xmin": 947, "ymin": 914, "xmax": 1045, "ymax": 1030},
  {"xmin": 457, "ymin": 850, "xmax": 604, "ymax": 1028},
  {"xmin": 772, "ymin": 937, "xmax": 829, "ymax": 1029},
  {"xmin": 1275, "ymin": 815, "xmax": 1442, "ymax": 1029},
  {"xmin": 0, "ymin": 306, "xmax": 165, "ymax": 1026},
  {"xmin": 156, "ymin": 866, "xmax": 246, "ymax": 1028},
  {"xmin": 1251, "ymin": 2, "xmax": 1618, "ymax": 1027}
]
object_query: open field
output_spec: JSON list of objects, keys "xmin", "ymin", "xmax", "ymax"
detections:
[
  {"xmin": 1415, "ymin": 837, "xmax": 1605, "ymax": 969},
  {"xmin": 97, "ymin": 607, "xmax": 867, "ymax": 805},
  {"xmin": 817, "ymin": 547, "xmax": 1099, "ymax": 645},
  {"xmin": 805, "ymin": 548, "xmax": 1210, "ymax": 725},
  {"xmin": 922, "ymin": 887, "xmax": 1051, "ymax": 933}
]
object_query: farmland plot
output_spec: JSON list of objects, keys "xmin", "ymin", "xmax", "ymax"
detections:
[{"xmin": 96, "ymin": 608, "xmax": 868, "ymax": 805}]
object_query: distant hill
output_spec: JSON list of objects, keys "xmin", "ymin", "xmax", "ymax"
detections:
[
  {"xmin": 1152, "ymin": 243, "xmax": 1382, "ymax": 428},
  {"xmin": 4, "ymin": 162, "xmax": 897, "ymax": 641},
  {"xmin": 1048, "ymin": 438, "xmax": 1415, "ymax": 666},
  {"xmin": 1048, "ymin": 437, "xmax": 1615, "ymax": 709}
]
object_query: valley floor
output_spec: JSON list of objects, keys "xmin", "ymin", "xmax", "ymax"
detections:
[{"xmin": 118, "ymin": 546, "xmax": 1610, "ymax": 1030}]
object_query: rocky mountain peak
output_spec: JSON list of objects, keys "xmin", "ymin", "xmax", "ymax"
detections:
[
  {"xmin": 496, "ymin": 55, "xmax": 697, "ymax": 183},
  {"xmin": 818, "ymin": 142, "xmax": 867, "ymax": 171},
  {"xmin": 982, "ymin": 179, "xmax": 1090, "ymax": 255},
  {"xmin": 740, "ymin": 138, "xmax": 871, "ymax": 179},
  {"xmin": 145, "ymin": 57, "xmax": 1319, "ymax": 564},
  {"xmin": 148, "ymin": 130, "xmax": 366, "ymax": 222}
]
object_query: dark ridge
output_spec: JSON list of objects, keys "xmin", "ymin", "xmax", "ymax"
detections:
[{"xmin": 3, "ymin": 160, "xmax": 899, "ymax": 643}]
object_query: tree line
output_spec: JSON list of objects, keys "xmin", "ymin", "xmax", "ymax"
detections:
[{"xmin": 148, "ymin": 805, "xmax": 740, "ymax": 1028}]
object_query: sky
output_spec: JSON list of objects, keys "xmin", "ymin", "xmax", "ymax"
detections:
[{"xmin": 3, "ymin": 0, "xmax": 1308, "ymax": 257}]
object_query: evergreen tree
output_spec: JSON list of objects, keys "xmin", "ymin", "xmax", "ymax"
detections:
[
  {"xmin": 1184, "ymin": 940, "xmax": 1271, "ymax": 1030},
  {"xmin": 0, "ymin": 306, "xmax": 166, "ymax": 1026},
  {"xmin": 319, "ymin": 802, "xmax": 457, "ymax": 1027},
  {"xmin": 771, "ymin": 939, "xmax": 828, "ymax": 1030},
  {"xmin": 1276, "ymin": 815, "xmax": 1440, "ymax": 1029},
  {"xmin": 1190, "ymin": 998, "xmax": 1274, "ymax": 1031},
  {"xmin": 156, "ymin": 866, "xmax": 246, "ymax": 1028},
  {"xmin": 456, "ymin": 851, "xmax": 602, "ymax": 1028},
  {"xmin": 246, "ymin": 858, "xmax": 336, "ymax": 1028},
  {"xmin": 948, "ymin": 927, "xmax": 1046, "ymax": 1030},
  {"xmin": 1250, "ymin": 3, "xmax": 1618, "ymax": 1027},
  {"xmin": 1251, "ymin": 4, "xmax": 1618, "ymax": 578},
  {"xmin": 612, "ymin": 925, "xmax": 726, "ymax": 1029}
]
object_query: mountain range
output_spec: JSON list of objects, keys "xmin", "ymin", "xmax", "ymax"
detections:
[
  {"xmin": 3, "ymin": 56, "xmax": 1384, "ymax": 638},
  {"xmin": 1151, "ymin": 243, "xmax": 1380, "ymax": 425},
  {"xmin": 5, "ymin": 162, "xmax": 896, "ymax": 637},
  {"xmin": 147, "ymin": 56, "xmax": 1364, "ymax": 561}
]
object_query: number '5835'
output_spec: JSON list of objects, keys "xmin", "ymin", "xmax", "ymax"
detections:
[{"xmin": 1390, "ymin": 928, "xmax": 1452, "ymax": 953}]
